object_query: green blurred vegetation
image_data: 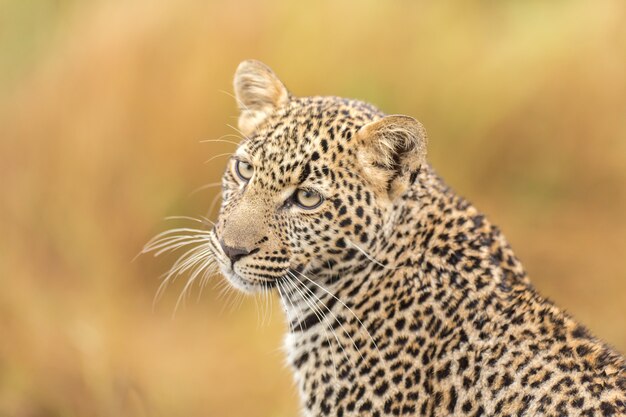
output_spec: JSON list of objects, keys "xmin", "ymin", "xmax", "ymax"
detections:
[{"xmin": 1, "ymin": 0, "xmax": 625, "ymax": 416}]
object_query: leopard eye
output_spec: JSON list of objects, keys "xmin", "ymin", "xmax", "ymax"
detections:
[
  {"xmin": 294, "ymin": 189, "xmax": 323, "ymax": 209},
  {"xmin": 234, "ymin": 160, "xmax": 254, "ymax": 181}
]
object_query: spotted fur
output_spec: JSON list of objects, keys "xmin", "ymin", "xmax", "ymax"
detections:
[{"xmin": 198, "ymin": 61, "xmax": 626, "ymax": 416}]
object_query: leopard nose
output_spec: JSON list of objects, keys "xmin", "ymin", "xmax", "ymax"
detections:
[{"xmin": 219, "ymin": 240, "xmax": 256, "ymax": 264}]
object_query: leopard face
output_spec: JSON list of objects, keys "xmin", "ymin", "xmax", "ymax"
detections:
[{"xmin": 213, "ymin": 61, "xmax": 426, "ymax": 294}]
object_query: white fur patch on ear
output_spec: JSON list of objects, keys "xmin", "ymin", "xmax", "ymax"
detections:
[
  {"xmin": 233, "ymin": 60, "xmax": 290, "ymax": 136},
  {"xmin": 357, "ymin": 115, "xmax": 428, "ymax": 199}
]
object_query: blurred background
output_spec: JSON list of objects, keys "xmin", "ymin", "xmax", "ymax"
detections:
[{"xmin": 1, "ymin": 0, "xmax": 625, "ymax": 416}]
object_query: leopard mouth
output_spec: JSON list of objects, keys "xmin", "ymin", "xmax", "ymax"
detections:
[
  {"xmin": 216, "ymin": 256, "xmax": 281, "ymax": 293},
  {"xmin": 221, "ymin": 270, "xmax": 279, "ymax": 293},
  {"xmin": 212, "ymin": 234, "xmax": 291, "ymax": 292}
]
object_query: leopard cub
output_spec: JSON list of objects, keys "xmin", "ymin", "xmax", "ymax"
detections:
[{"xmin": 152, "ymin": 60, "xmax": 626, "ymax": 417}]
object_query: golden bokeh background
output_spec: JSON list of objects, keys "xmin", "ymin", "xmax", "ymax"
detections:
[{"xmin": 1, "ymin": 1, "xmax": 625, "ymax": 416}]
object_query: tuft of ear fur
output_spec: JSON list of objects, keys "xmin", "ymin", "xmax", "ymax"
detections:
[
  {"xmin": 233, "ymin": 60, "xmax": 290, "ymax": 136},
  {"xmin": 356, "ymin": 115, "xmax": 428, "ymax": 200}
]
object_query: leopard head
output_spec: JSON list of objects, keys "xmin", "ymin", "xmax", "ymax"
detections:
[{"xmin": 213, "ymin": 60, "xmax": 428, "ymax": 293}]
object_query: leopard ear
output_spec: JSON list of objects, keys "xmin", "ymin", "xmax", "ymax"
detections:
[
  {"xmin": 233, "ymin": 60, "xmax": 290, "ymax": 136},
  {"xmin": 356, "ymin": 115, "xmax": 428, "ymax": 200}
]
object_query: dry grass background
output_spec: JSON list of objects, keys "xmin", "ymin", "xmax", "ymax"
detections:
[{"xmin": 1, "ymin": 0, "xmax": 625, "ymax": 416}]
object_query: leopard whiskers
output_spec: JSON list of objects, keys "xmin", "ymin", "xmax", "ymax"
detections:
[
  {"xmin": 189, "ymin": 182, "xmax": 222, "ymax": 197},
  {"xmin": 199, "ymin": 134, "xmax": 243, "ymax": 146},
  {"xmin": 216, "ymin": 278, "xmax": 244, "ymax": 315},
  {"xmin": 252, "ymin": 287, "xmax": 262, "ymax": 327},
  {"xmin": 155, "ymin": 245, "xmax": 212, "ymax": 309},
  {"xmin": 164, "ymin": 245, "xmax": 214, "ymax": 311},
  {"xmin": 142, "ymin": 221, "xmax": 219, "ymax": 313},
  {"xmin": 293, "ymin": 269, "xmax": 384, "ymax": 365},
  {"xmin": 163, "ymin": 216, "xmax": 215, "ymax": 227},
  {"xmin": 225, "ymin": 123, "xmax": 250, "ymax": 141},
  {"xmin": 257, "ymin": 280, "xmax": 274, "ymax": 327},
  {"xmin": 274, "ymin": 281, "xmax": 291, "ymax": 331},
  {"xmin": 281, "ymin": 276, "xmax": 342, "ymax": 383},
  {"xmin": 345, "ymin": 238, "xmax": 394, "ymax": 270},
  {"xmin": 147, "ymin": 235, "xmax": 211, "ymax": 257},
  {"xmin": 141, "ymin": 227, "xmax": 211, "ymax": 256},
  {"xmin": 204, "ymin": 152, "xmax": 234, "ymax": 165},
  {"xmin": 196, "ymin": 265, "xmax": 214, "ymax": 303},
  {"xmin": 265, "ymin": 281, "xmax": 274, "ymax": 326},
  {"xmin": 174, "ymin": 254, "xmax": 218, "ymax": 314},
  {"xmin": 264, "ymin": 282, "xmax": 271, "ymax": 326},
  {"xmin": 267, "ymin": 285, "xmax": 274, "ymax": 320},
  {"xmin": 258, "ymin": 281, "xmax": 267, "ymax": 326},
  {"xmin": 276, "ymin": 280, "xmax": 302, "ymax": 334},
  {"xmin": 288, "ymin": 272, "xmax": 356, "ymax": 365},
  {"xmin": 287, "ymin": 270, "xmax": 363, "ymax": 365}
]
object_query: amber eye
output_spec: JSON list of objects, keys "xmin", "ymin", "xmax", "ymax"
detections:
[
  {"xmin": 294, "ymin": 189, "xmax": 323, "ymax": 209},
  {"xmin": 234, "ymin": 160, "xmax": 254, "ymax": 181}
]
